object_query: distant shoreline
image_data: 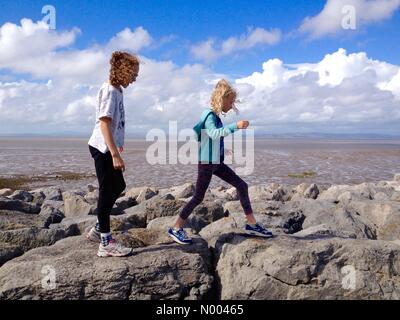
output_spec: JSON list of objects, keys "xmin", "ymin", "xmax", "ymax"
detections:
[{"xmin": 1, "ymin": 135, "xmax": 400, "ymax": 141}]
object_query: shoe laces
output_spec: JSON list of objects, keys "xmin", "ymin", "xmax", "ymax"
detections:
[
  {"xmin": 255, "ymin": 223, "xmax": 268, "ymax": 233},
  {"xmin": 177, "ymin": 228, "xmax": 188, "ymax": 240},
  {"xmin": 108, "ymin": 239, "xmax": 122, "ymax": 249}
]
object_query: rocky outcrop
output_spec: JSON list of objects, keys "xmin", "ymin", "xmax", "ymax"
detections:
[
  {"xmin": 0, "ymin": 232, "xmax": 214, "ymax": 300},
  {"xmin": 1, "ymin": 173, "xmax": 400, "ymax": 300},
  {"xmin": 248, "ymin": 183, "xmax": 291, "ymax": 202},
  {"xmin": 126, "ymin": 186, "xmax": 158, "ymax": 204},
  {"xmin": 62, "ymin": 191, "xmax": 95, "ymax": 217},
  {"xmin": 121, "ymin": 194, "xmax": 186, "ymax": 224},
  {"xmin": 0, "ymin": 198, "xmax": 40, "ymax": 214},
  {"xmin": 210, "ymin": 234, "xmax": 400, "ymax": 299},
  {"xmin": 147, "ymin": 201, "xmax": 225, "ymax": 233}
]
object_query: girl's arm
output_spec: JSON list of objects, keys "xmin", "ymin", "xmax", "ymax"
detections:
[
  {"xmin": 204, "ymin": 114, "xmax": 238, "ymax": 140},
  {"xmin": 100, "ymin": 117, "xmax": 125, "ymax": 171}
]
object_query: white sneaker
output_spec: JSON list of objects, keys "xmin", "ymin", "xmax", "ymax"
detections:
[
  {"xmin": 97, "ymin": 239, "xmax": 132, "ymax": 257},
  {"xmin": 86, "ymin": 227, "xmax": 101, "ymax": 243}
]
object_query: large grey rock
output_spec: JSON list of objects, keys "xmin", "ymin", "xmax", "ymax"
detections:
[
  {"xmin": 212, "ymin": 234, "xmax": 400, "ymax": 299},
  {"xmin": 0, "ymin": 232, "xmax": 214, "ymax": 300},
  {"xmin": 0, "ymin": 227, "xmax": 67, "ymax": 253},
  {"xmin": 122, "ymin": 195, "xmax": 186, "ymax": 224},
  {"xmin": 42, "ymin": 187, "xmax": 63, "ymax": 201},
  {"xmin": 0, "ymin": 208, "xmax": 67, "ymax": 266},
  {"xmin": 282, "ymin": 198, "xmax": 375, "ymax": 239},
  {"xmin": 391, "ymin": 192, "xmax": 400, "ymax": 202},
  {"xmin": 0, "ymin": 189, "xmax": 13, "ymax": 197},
  {"xmin": 224, "ymin": 200, "xmax": 304, "ymax": 234},
  {"xmin": 281, "ymin": 211, "xmax": 306, "ymax": 234},
  {"xmin": 319, "ymin": 185, "xmax": 363, "ymax": 202},
  {"xmin": 87, "ymin": 184, "xmax": 97, "ymax": 193},
  {"xmin": 41, "ymin": 200, "xmax": 64, "ymax": 213},
  {"xmin": 319, "ymin": 183, "xmax": 395, "ymax": 203},
  {"xmin": 62, "ymin": 191, "xmax": 95, "ymax": 217},
  {"xmin": 223, "ymin": 200, "xmax": 282, "ymax": 216},
  {"xmin": 84, "ymin": 190, "xmax": 98, "ymax": 205},
  {"xmin": 210, "ymin": 186, "xmax": 239, "ymax": 201},
  {"xmin": 8, "ymin": 190, "xmax": 34, "ymax": 203},
  {"xmin": 126, "ymin": 186, "xmax": 158, "ymax": 204},
  {"xmin": 345, "ymin": 200, "xmax": 400, "ymax": 241},
  {"xmin": 50, "ymin": 216, "xmax": 97, "ymax": 236},
  {"xmin": 0, "ymin": 210, "xmax": 47, "ymax": 230},
  {"xmin": 199, "ymin": 212, "xmax": 279, "ymax": 243},
  {"xmin": 30, "ymin": 191, "xmax": 46, "ymax": 206},
  {"xmin": 191, "ymin": 202, "xmax": 225, "ymax": 225},
  {"xmin": 32, "ymin": 187, "xmax": 63, "ymax": 202},
  {"xmin": 169, "ymin": 183, "xmax": 195, "ymax": 199},
  {"xmin": 248, "ymin": 184, "xmax": 289, "ymax": 202},
  {"xmin": 292, "ymin": 224, "xmax": 345, "ymax": 239},
  {"xmin": 291, "ymin": 183, "xmax": 320, "ymax": 201},
  {"xmin": 39, "ymin": 201, "xmax": 65, "ymax": 228},
  {"xmin": 199, "ymin": 217, "xmax": 240, "ymax": 243},
  {"xmin": 146, "ymin": 201, "xmax": 225, "ymax": 233},
  {"xmin": 114, "ymin": 196, "xmax": 137, "ymax": 211},
  {"xmin": 147, "ymin": 216, "xmax": 179, "ymax": 231},
  {"xmin": 0, "ymin": 226, "xmax": 67, "ymax": 267},
  {"xmin": 60, "ymin": 211, "xmax": 150, "ymax": 240},
  {"xmin": 109, "ymin": 210, "xmax": 147, "ymax": 230},
  {"xmin": 373, "ymin": 192, "xmax": 391, "ymax": 201},
  {"xmin": 301, "ymin": 204, "xmax": 376, "ymax": 239},
  {"xmin": 287, "ymin": 198, "xmax": 337, "ymax": 217},
  {"xmin": 0, "ymin": 244, "xmax": 23, "ymax": 267},
  {"xmin": 0, "ymin": 197, "xmax": 40, "ymax": 214}
]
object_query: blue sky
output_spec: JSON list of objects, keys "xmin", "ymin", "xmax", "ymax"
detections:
[
  {"xmin": 1, "ymin": 0, "xmax": 399, "ymax": 74},
  {"xmin": 0, "ymin": 0, "xmax": 399, "ymax": 136}
]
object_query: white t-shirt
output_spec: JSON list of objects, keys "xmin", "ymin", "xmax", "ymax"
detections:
[{"xmin": 88, "ymin": 83, "xmax": 125, "ymax": 154}]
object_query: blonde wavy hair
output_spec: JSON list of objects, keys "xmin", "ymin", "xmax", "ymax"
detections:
[
  {"xmin": 210, "ymin": 79, "xmax": 238, "ymax": 116},
  {"xmin": 109, "ymin": 51, "xmax": 140, "ymax": 87}
]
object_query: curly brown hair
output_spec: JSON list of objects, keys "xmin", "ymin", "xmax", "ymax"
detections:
[{"xmin": 109, "ymin": 51, "xmax": 140, "ymax": 88}]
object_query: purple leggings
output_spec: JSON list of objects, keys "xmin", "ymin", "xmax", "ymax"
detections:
[{"xmin": 179, "ymin": 163, "xmax": 253, "ymax": 220}]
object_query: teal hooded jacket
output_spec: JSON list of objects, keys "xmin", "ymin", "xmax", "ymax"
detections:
[{"xmin": 193, "ymin": 109, "xmax": 238, "ymax": 164}]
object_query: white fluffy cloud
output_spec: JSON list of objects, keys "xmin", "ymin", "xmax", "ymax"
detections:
[
  {"xmin": 0, "ymin": 19, "xmax": 399, "ymax": 135},
  {"xmin": 0, "ymin": 19, "xmax": 215, "ymax": 134},
  {"xmin": 299, "ymin": 0, "xmax": 400, "ymax": 39},
  {"xmin": 106, "ymin": 26, "xmax": 153, "ymax": 52},
  {"xmin": 0, "ymin": 19, "xmax": 153, "ymax": 84},
  {"xmin": 0, "ymin": 18, "xmax": 79, "ymax": 68},
  {"xmin": 236, "ymin": 48, "xmax": 400, "ymax": 133},
  {"xmin": 191, "ymin": 27, "xmax": 281, "ymax": 63}
]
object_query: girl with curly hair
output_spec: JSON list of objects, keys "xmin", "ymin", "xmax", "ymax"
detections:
[
  {"xmin": 87, "ymin": 51, "xmax": 139, "ymax": 257},
  {"xmin": 168, "ymin": 79, "xmax": 273, "ymax": 245}
]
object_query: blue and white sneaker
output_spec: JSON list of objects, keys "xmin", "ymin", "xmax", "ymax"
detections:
[
  {"xmin": 245, "ymin": 223, "xmax": 273, "ymax": 238},
  {"xmin": 168, "ymin": 227, "xmax": 193, "ymax": 245}
]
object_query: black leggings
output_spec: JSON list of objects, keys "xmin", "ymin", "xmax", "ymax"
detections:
[
  {"xmin": 179, "ymin": 163, "xmax": 253, "ymax": 220},
  {"xmin": 89, "ymin": 145, "xmax": 126, "ymax": 233}
]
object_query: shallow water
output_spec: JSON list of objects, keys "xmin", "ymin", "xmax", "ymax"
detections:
[{"xmin": 0, "ymin": 137, "xmax": 399, "ymax": 191}]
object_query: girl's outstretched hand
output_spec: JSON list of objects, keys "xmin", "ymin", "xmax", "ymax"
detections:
[{"xmin": 237, "ymin": 120, "xmax": 250, "ymax": 129}]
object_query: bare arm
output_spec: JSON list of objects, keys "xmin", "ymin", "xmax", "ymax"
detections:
[{"xmin": 100, "ymin": 117, "xmax": 125, "ymax": 171}]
